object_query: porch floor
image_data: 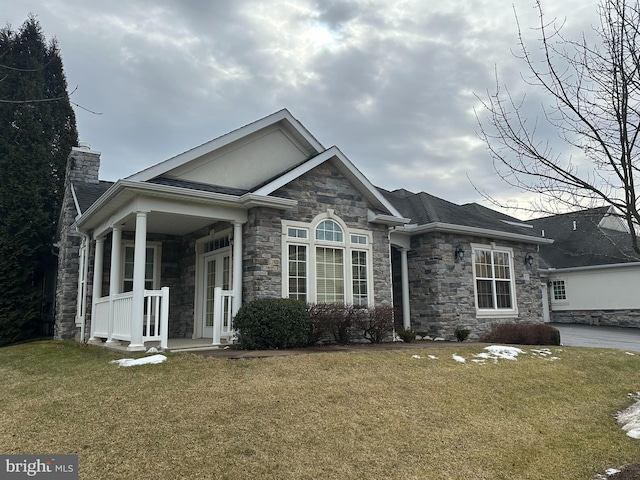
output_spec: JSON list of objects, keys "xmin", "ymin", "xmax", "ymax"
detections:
[{"xmin": 95, "ymin": 338, "xmax": 233, "ymax": 353}]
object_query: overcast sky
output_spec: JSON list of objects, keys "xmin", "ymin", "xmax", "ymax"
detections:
[{"xmin": 5, "ymin": 0, "xmax": 599, "ymax": 217}]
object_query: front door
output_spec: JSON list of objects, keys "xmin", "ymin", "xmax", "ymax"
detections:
[{"xmin": 201, "ymin": 251, "xmax": 232, "ymax": 338}]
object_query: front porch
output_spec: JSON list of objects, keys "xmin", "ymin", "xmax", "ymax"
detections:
[{"xmin": 90, "ymin": 287, "xmax": 236, "ymax": 351}]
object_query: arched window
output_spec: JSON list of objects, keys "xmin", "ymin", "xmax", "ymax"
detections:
[{"xmin": 282, "ymin": 214, "xmax": 372, "ymax": 306}]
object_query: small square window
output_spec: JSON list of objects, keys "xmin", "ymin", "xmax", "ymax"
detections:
[
  {"xmin": 351, "ymin": 234, "xmax": 367, "ymax": 245},
  {"xmin": 288, "ymin": 227, "xmax": 308, "ymax": 239}
]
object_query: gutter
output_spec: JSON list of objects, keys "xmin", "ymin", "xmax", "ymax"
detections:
[
  {"xmin": 393, "ymin": 222, "xmax": 554, "ymax": 245},
  {"xmin": 540, "ymin": 261, "xmax": 640, "ymax": 274}
]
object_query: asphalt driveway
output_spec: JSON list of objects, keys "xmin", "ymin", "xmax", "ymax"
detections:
[{"xmin": 550, "ymin": 323, "xmax": 640, "ymax": 352}]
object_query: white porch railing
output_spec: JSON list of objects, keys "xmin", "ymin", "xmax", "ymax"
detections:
[
  {"xmin": 92, "ymin": 287, "xmax": 169, "ymax": 349},
  {"xmin": 212, "ymin": 287, "xmax": 234, "ymax": 345}
]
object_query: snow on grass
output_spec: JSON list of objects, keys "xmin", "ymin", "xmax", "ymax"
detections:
[
  {"xmin": 110, "ymin": 354, "xmax": 167, "ymax": 367},
  {"xmin": 452, "ymin": 354, "xmax": 466, "ymax": 363},
  {"xmin": 618, "ymin": 393, "xmax": 640, "ymax": 439}
]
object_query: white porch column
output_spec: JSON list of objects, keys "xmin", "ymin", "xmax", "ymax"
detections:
[
  {"xmin": 128, "ymin": 211, "xmax": 148, "ymax": 351},
  {"xmin": 89, "ymin": 236, "xmax": 105, "ymax": 343},
  {"xmin": 232, "ymin": 221, "xmax": 243, "ymax": 317},
  {"xmin": 106, "ymin": 225, "xmax": 122, "ymax": 345},
  {"xmin": 400, "ymin": 248, "xmax": 411, "ymax": 330}
]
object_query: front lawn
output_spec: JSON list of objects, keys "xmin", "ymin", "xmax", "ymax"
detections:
[{"xmin": 0, "ymin": 341, "xmax": 638, "ymax": 479}]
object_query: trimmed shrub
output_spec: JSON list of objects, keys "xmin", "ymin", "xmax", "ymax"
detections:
[
  {"xmin": 233, "ymin": 298, "xmax": 311, "ymax": 350},
  {"xmin": 454, "ymin": 328, "xmax": 471, "ymax": 342},
  {"xmin": 479, "ymin": 323, "xmax": 561, "ymax": 346},
  {"xmin": 355, "ymin": 305, "xmax": 394, "ymax": 344},
  {"xmin": 396, "ymin": 327, "xmax": 416, "ymax": 343}
]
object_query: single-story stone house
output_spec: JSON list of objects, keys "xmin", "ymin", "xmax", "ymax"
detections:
[{"xmin": 55, "ymin": 109, "xmax": 552, "ymax": 350}]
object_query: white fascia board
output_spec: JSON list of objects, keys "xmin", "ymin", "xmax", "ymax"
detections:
[
  {"xmin": 540, "ymin": 262, "xmax": 640, "ymax": 274},
  {"xmin": 368, "ymin": 210, "xmax": 411, "ymax": 226},
  {"xmin": 239, "ymin": 193, "xmax": 297, "ymax": 209},
  {"xmin": 70, "ymin": 183, "xmax": 82, "ymax": 219},
  {"xmin": 395, "ymin": 222, "xmax": 555, "ymax": 245},
  {"xmin": 254, "ymin": 146, "xmax": 407, "ymax": 220},
  {"xmin": 127, "ymin": 109, "xmax": 324, "ymax": 182}
]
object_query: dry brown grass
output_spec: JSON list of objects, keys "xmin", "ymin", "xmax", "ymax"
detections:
[{"xmin": 0, "ymin": 341, "xmax": 638, "ymax": 479}]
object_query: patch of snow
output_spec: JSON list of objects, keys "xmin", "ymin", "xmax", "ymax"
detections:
[
  {"xmin": 549, "ymin": 357, "xmax": 560, "ymax": 361},
  {"xmin": 617, "ymin": 398, "xmax": 640, "ymax": 439},
  {"xmin": 434, "ymin": 337, "xmax": 445, "ymax": 341},
  {"xmin": 531, "ymin": 348, "xmax": 552, "ymax": 356},
  {"xmin": 485, "ymin": 345, "xmax": 524, "ymax": 360},
  {"xmin": 605, "ymin": 468, "xmax": 621, "ymax": 475},
  {"xmin": 625, "ymin": 351, "xmax": 635, "ymax": 356},
  {"xmin": 111, "ymin": 354, "xmax": 167, "ymax": 367},
  {"xmin": 452, "ymin": 354, "xmax": 466, "ymax": 363},
  {"xmin": 146, "ymin": 347, "xmax": 159, "ymax": 354},
  {"xmin": 423, "ymin": 335, "xmax": 433, "ymax": 341},
  {"xmin": 427, "ymin": 355, "xmax": 438, "ymax": 360},
  {"xmin": 411, "ymin": 355, "xmax": 423, "ymax": 359}
]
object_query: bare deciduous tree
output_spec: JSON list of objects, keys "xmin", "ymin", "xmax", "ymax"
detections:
[{"xmin": 475, "ymin": 0, "xmax": 640, "ymax": 253}]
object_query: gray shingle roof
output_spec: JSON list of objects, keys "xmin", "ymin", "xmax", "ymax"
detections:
[
  {"xmin": 380, "ymin": 188, "xmax": 540, "ymax": 238},
  {"xmin": 73, "ymin": 181, "xmax": 113, "ymax": 213},
  {"xmin": 147, "ymin": 177, "xmax": 249, "ymax": 196},
  {"xmin": 527, "ymin": 208, "xmax": 640, "ymax": 268}
]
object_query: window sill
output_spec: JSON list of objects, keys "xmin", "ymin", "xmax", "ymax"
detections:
[{"xmin": 475, "ymin": 309, "xmax": 519, "ymax": 319}]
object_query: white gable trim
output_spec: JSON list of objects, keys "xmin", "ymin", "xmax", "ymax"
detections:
[
  {"xmin": 127, "ymin": 109, "xmax": 324, "ymax": 182},
  {"xmin": 253, "ymin": 146, "xmax": 406, "ymax": 219}
]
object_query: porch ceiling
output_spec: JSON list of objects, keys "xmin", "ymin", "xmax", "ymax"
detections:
[{"xmin": 118, "ymin": 211, "xmax": 222, "ymax": 236}]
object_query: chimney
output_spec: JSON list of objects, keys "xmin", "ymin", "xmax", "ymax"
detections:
[{"xmin": 66, "ymin": 142, "xmax": 101, "ymax": 185}]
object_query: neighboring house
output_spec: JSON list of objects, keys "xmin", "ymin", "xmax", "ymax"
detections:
[
  {"xmin": 528, "ymin": 207, "xmax": 640, "ymax": 327},
  {"xmin": 55, "ymin": 109, "xmax": 552, "ymax": 350}
]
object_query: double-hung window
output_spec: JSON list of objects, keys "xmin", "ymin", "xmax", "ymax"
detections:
[
  {"xmin": 472, "ymin": 244, "xmax": 517, "ymax": 317},
  {"xmin": 551, "ymin": 280, "xmax": 567, "ymax": 301},
  {"xmin": 283, "ymin": 215, "xmax": 372, "ymax": 306},
  {"xmin": 122, "ymin": 243, "xmax": 161, "ymax": 292}
]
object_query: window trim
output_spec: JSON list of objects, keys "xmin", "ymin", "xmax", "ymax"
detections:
[
  {"xmin": 471, "ymin": 243, "xmax": 518, "ymax": 318},
  {"xmin": 282, "ymin": 213, "xmax": 374, "ymax": 306},
  {"xmin": 121, "ymin": 241, "xmax": 162, "ymax": 292}
]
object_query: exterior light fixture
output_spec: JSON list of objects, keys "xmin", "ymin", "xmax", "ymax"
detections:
[
  {"xmin": 524, "ymin": 252, "xmax": 534, "ymax": 267},
  {"xmin": 455, "ymin": 245, "xmax": 465, "ymax": 262}
]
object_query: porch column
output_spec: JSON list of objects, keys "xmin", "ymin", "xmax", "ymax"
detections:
[
  {"xmin": 128, "ymin": 211, "xmax": 148, "ymax": 351},
  {"xmin": 106, "ymin": 225, "xmax": 122, "ymax": 345},
  {"xmin": 89, "ymin": 236, "xmax": 105, "ymax": 342},
  {"xmin": 232, "ymin": 221, "xmax": 243, "ymax": 317},
  {"xmin": 400, "ymin": 248, "xmax": 411, "ymax": 330}
]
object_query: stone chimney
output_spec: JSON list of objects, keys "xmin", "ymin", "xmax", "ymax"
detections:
[{"xmin": 66, "ymin": 142, "xmax": 101, "ymax": 185}]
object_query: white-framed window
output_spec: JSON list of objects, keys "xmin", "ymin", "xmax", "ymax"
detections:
[
  {"xmin": 472, "ymin": 244, "xmax": 518, "ymax": 317},
  {"xmin": 282, "ymin": 214, "xmax": 373, "ymax": 306},
  {"xmin": 551, "ymin": 280, "xmax": 567, "ymax": 301},
  {"xmin": 121, "ymin": 242, "xmax": 161, "ymax": 292}
]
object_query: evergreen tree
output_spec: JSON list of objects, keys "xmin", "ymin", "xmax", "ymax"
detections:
[{"xmin": 0, "ymin": 16, "xmax": 78, "ymax": 345}]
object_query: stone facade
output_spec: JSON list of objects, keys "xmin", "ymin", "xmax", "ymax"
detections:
[
  {"xmin": 54, "ymin": 147, "xmax": 101, "ymax": 340},
  {"xmin": 241, "ymin": 161, "xmax": 393, "ymax": 307},
  {"xmin": 395, "ymin": 231, "xmax": 543, "ymax": 339},
  {"xmin": 551, "ymin": 309, "xmax": 640, "ymax": 328}
]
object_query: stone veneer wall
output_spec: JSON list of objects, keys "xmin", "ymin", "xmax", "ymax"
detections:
[
  {"xmin": 243, "ymin": 161, "xmax": 393, "ymax": 306},
  {"xmin": 551, "ymin": 310, "xmax": 640, "ymax": 328},
  {"xmin": 54, "ymin": 147, "xmax": 101, "ymax": 340},
  {"xmin": 406, "ymin": 231, "xmax": 543, "ymax": 339}
]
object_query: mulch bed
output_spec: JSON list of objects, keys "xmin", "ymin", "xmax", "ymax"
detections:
[{"xmin": 611, "ymin": 463, "xmax": 640, "ymax": 479}]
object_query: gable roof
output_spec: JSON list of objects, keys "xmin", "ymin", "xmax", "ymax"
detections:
[
  {"xmin": 528, "ymin": 207, "xmax": 640, "ymax": 269},
  {"xmin": 381, "ymin": 188, "xmax": 547, "ymax": 243},
  {"xmin": 127, "ymin": 109, "xmax": 324, "ymax": 183},
  {"xmin": 72, "ymin": 181, "xmax": 114, "ymax": 214}
]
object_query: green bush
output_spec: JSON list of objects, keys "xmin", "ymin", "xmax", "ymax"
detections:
[
  {"xmin": 479, "ymin": 323, "xmax": 561, "ymax": 346},
  {"xmin": 454, "ymin": 328, "xmax": 471, "ymax": 342},
  {"xmin": 233, "ymin": 298, "xmax": 311, "ymax": 350},
  {"xmin": 396, "ymin": 328, "xmax": 416, "ymax": 343}
]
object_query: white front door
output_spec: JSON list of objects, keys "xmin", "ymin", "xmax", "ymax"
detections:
[{"xmin": 201, "ymin": 251, "xmax": 232, "ymax": 338}]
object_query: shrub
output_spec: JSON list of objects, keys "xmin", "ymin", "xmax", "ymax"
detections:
[
  {"xmin": 354, "ymin": 305, "xmax": 394, "ymax": 344},
  {"xmin": 308, "ymin": 303, "xmax": 353, "ymax": 345},
  {"xmin": 233, "ymin": 298, "xmax": 311, "ymax": 350},
  {"xmin": 480, "ymin": 323, "xmax": 561, "ymax": 346},
  {"xmin": 454, "ymin": 328, "xmax": 471, "ymax": 342},
  {"xmin": 396, "ymin": 327, "xmax": 416, "ymax": 343}
]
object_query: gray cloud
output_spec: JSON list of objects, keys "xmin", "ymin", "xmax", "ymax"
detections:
[{"xmin": 3, "ymin": 0, "xmax": 601, "ymax": 216}]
